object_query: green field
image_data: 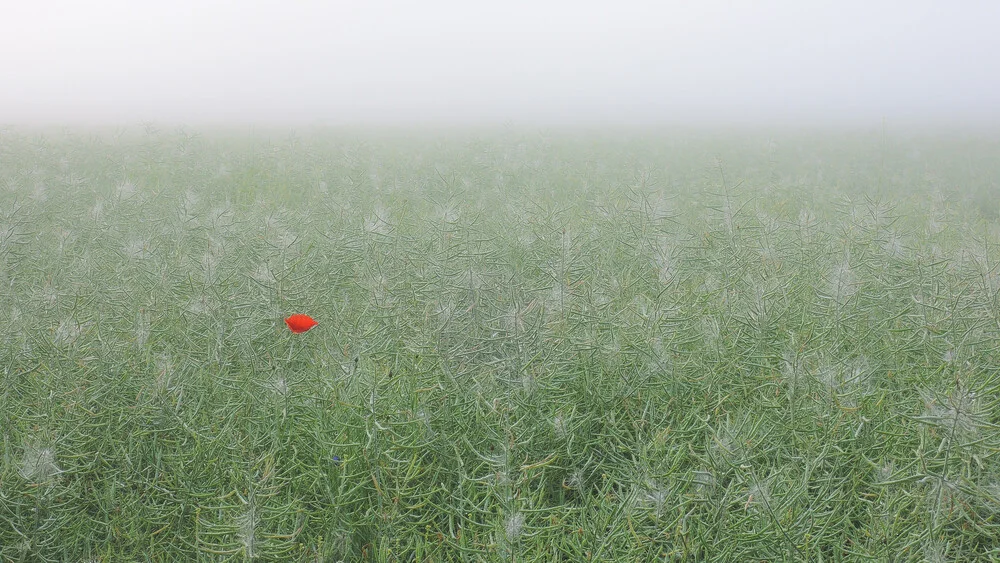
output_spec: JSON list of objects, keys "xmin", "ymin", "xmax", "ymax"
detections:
[{"xmin": 2, "ymin": 126, "xmax": 1000, "ymax": 561}]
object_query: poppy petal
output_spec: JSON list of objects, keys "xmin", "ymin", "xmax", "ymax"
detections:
[{"xmin": 284, "ymin": 314, "xmax": 318, "ymax": 333}]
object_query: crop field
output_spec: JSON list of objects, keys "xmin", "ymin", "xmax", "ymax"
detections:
[{"xmin": 2, "ymin": 126, "xmax": 1000, "ymax": 561}]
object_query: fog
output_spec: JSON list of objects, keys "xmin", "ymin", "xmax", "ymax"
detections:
[{"xmin": 3, "ymin": 1, "xmax": 999, "ymax": 126}]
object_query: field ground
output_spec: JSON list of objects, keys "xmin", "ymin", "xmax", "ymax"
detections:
[{"xmin": 2, "ymin": 126, "xmax": 1000, "ymax": 560}]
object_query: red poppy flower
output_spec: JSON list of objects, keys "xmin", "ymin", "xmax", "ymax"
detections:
[{"xmin": 284, "ymin": 314, "xmax": 318, "ymax": 333}]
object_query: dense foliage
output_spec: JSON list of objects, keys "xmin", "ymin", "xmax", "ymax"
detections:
[{"xmin": 2, "ymin": 126, "xmax": 1000, "ymax": 561}]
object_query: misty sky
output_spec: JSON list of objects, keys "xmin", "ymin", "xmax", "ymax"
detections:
[{"xmin": 3, "ymin": 1, "xmax": 999, "ymax": 126}]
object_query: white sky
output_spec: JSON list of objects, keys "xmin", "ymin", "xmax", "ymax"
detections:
[{"xmin": 2, "ymin": 1, "xmax": 999, "ymax": 125}]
